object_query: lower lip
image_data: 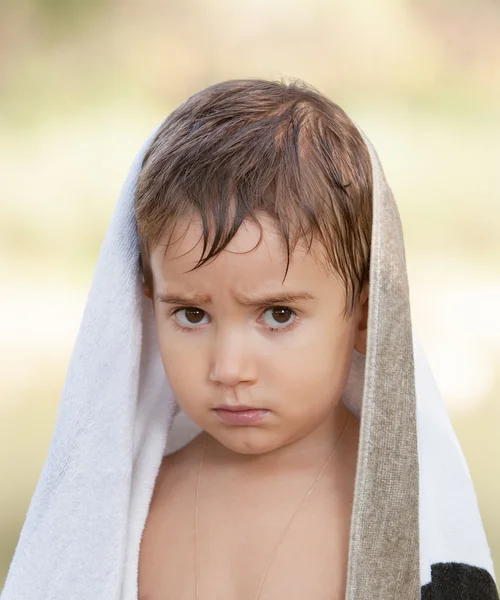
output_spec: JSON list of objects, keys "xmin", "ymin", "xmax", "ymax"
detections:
[{"xmin": 213, "ymin": 409, "xmax": 269, "ymax": 425}]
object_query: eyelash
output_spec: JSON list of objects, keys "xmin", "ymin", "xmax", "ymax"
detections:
[{"xmin": 169, "ymin": 306, "xmax": 299, "ymax": 334}]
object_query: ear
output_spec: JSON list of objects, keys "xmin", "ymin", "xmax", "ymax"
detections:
[
  {"xmin": 353, "ymin": 282, "xmax": 369, "ymax": 355},
  {"xmin": 143, "ymin": 282, "xmax": 153, "ymax": 299}
]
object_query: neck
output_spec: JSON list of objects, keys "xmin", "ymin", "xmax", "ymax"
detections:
[{"xmin": 199, "ymin": 401, "xmax": 358, "ymax": 478}]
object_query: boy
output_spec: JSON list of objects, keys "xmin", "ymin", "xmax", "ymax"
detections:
[
  {"xmin": 135, "ymin": 79, "xmax": 369, "ymax": 599},
  {"xmin": 2, "ymin": 78, "xmax": 497, "ymax": 600}
]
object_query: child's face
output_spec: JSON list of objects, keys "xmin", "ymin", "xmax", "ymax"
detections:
[{"xmin": 148, "ymin": 211, "xmax": 367, "ymax": 455}]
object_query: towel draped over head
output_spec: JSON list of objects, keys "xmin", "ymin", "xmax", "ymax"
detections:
[{"xmin": 2, "ymin": 106, "xmax": 498, "ymax": 600}]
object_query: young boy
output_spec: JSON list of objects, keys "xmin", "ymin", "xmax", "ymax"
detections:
[
  {"xmin": 2, "ymin": 78, "xmax": 497, "ymax": 600},
  {"xmin": 135, "ymin": 79, "xmax": 369, "ymax": 599}
]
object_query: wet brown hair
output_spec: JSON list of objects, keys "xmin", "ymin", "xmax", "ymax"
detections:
[{"xmin": 134, "ymin": 78, "xmax": 372, "ymax": 316}]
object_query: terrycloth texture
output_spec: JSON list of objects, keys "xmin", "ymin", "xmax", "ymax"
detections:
[
  {"xmin": 345, "ymin": 132, "xmax": 420, "ymax": 599},
  {"xmin": 2, "ymin": 116, "xmax": 497, "ymax": 600},
  {"xmin": 421, "ymin": 563, "xmax": 499, "ymax": 599}
]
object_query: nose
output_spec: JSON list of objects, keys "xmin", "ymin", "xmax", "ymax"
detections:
[{"xmin": 208, "ymin": 328, "xmax": 257, "ymax": 388}]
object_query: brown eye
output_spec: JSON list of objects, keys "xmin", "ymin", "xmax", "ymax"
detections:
[
  {"xmin": 174, "ymin": 307, "xmax": 208, "ymax": 328},
  {"xmin": 262, "ymin": 306, "xmax": 296, "ymax": 329},
  {"xmin": 271, "ymin": 307, "xmax": 293, "ymax": 323},
  {"xmin": 184, "ymin": 308, "xmax": 205, "ymax": 324}
]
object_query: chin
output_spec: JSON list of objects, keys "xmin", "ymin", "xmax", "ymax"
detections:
[{"xmin": 213, "ymin": 427, "xmax": 282, "ymax": 456}]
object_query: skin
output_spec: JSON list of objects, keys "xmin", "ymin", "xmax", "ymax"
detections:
[
  {"xmin": 143, "ymin": 210, "xmax": 368, "ymax": 471},
  {"xmin": 139, "ymin": 211, "xmax": 369, "ymax": 599}
]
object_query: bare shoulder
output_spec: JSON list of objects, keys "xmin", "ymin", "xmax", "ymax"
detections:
[{"xmin": 138, "ymin": 434, "xmax": 204, "ymax": 598}]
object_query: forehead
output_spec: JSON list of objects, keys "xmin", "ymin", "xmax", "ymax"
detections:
[{"xmin": 149, "ymin": 212, "xmax": 336, "ymax": 293}]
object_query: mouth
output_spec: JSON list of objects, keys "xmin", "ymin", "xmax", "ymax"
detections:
[
  {"xmin": 214, "ymin": 404, "xmax": 264, "ymax": 412},
  {"xmin": 212, "ymin": 405, "xmax": 270, "ymax": 426}
]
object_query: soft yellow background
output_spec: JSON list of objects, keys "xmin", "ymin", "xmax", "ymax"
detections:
[{"xmin": 1, "ymin": 0, "xmax": 499, "ymax": 590}]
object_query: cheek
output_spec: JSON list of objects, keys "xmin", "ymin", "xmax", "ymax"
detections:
[
  {"xmin": 276, "ymin": 324, "xmax": 355, "ymax": 411},
  {"xmin": 155, "ymin": 328, "xmax": 205, "ymax": 401}
]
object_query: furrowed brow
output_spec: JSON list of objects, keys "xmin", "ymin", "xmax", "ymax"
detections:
[
  {"xmin": 239, "ymin": 292, "xmax": 318, "ymax": 306},
  {"xmin": 156, "ymin": 292, "xmax": 211, "ymax": 305},
  {"xmin": 155, "ymin": 291, "xmax": 317, "ymax": 306}
]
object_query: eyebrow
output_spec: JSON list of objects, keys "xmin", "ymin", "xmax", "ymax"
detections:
[{"xmin": 155, "ymin": 291, "xmax": 318, "ymax": 307}]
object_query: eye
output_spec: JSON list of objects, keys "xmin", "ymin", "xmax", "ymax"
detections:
[
  {"xmin": 261, "ymin": 306, "xmax": 296, "ymax": 330},
  {"xmin": 173, "ymin": 307, "xmax": 209, "ymax": 328}
]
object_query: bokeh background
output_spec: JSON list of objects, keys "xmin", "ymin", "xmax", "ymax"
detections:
[{"xmin": 1, "ymin": 0, "xmax": 499, "ymax": 590}]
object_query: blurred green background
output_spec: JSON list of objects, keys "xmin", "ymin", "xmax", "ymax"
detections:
[{"xmin": 1, "ymin": 0, "xmax": 499, "ymax": 590}]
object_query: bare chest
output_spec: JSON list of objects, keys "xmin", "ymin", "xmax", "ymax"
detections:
[{"xmin": 138, "ymin": 466, "xmax": 352, "ymax": 600}]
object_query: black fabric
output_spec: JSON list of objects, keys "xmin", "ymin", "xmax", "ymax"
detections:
[{"xmin": 421, "ymin": 562, "xmax": 499, "ymax": 599}]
